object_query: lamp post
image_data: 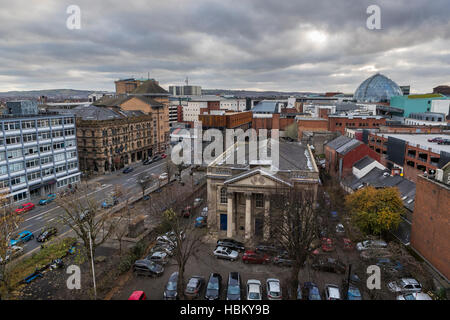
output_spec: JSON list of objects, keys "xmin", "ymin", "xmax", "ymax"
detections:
[{"xmin": 88, "ymin": 229, "xmax": 97, "ymax": 300}]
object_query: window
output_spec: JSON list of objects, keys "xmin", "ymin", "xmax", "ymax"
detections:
[
  {"xmin": 7, "ymin": 149, "xmax": 22, "ymax": 159},
  {"xmin": 220, "ymin": 188, "xmax": 227, "ymax": 204},
  {"xmin": 23, "ymin": 133, "xmax": 37, "ymax": 143},
  {"xmin": 64, "ymin": 129, "xmax": 75, "ymax": 136},
  {"xmin": 64, "ymin": 117, "xmax": 74, "ymax": 125},
  {"xmin": 38, "ymin": 132, "xmax": 51, "ymax": 140},
  {"xmin": 0, "ymin": 166, "xmax": 7, "ymax": 175},
  {"xmin": 67, "ymin": 162, "xmax": 78, "ymax": 170},
  {"xmin": 38, "ymin": 119, "xmax": 49, "ymax": 128},
  {"xmin": 42, "ymin": 168, "xmax": 54, "ymax": 176},
  {"xmin": 26, "ymin": 159, "xmax": 39, "ymax": 168},
  {"xmin": 52, "ymin": 130, "xmax": 63, "ymax": 138},
  {"xmin": 22, "ymin": 121, "xmax": 35, "ymax": 129},
  {"xmin": 51, "ymin": 118, "xmax": 62, "ymax": 126},
  {"xmin": 27, "ymin": 171, "xmax": 41, "ymax": 181},
  {"xmin": 55, "ymin": 164, "xmax": 66, "ymax": 173},
  {"xmin": 40, "ymin": 156, "xmax": 53, "ymax": 165},
  {"xmin": 54, "ymin": 153, "xmax": 65, "ymax": 162},
  {"xmin": 255, "ymin": 194, "xmax": 264, "ymax": 208},
  {"xmin": 0, "ymin": 152, "xmax": 5, "ymax": 161},
  {"xmin": 66, "ymin": 140, "xmax": 76, "ymax": 147},
  {"xmin": 6, "ymin": 136, "xmax": 21, "ymax": 145},
  {"xmin": 9, "ymin": 162, "xmax": 24, "ymax": 173},
  {"xmin": 10, "ymin": 176, "xmax": 26, "ymax": 186},
  {"xmin": 13, "ymin": 191, "xmax": 27, "ymax": 202},
  {"xmin": 0, "ymin": 179, "xmax": 9, "ymax": 188},
  {"xmin": 53, "ymin": 142, "xmax": 65, "ymax": 150},
  {"xmin": 4, "ymin": 122, "xmax": 20, "ymax": 131},
  {"xmin": 39, "ymin": 144, "xmax": 52, "ymax": 153}
]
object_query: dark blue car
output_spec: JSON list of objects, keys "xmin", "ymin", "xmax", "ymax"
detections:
[
  {"xmin": 304, "ymin": 282, "xmax": 321, "ymax": 300},
  {"xmin": 122, "ymin": 167, "xmax": 134, "ymax": 174}
]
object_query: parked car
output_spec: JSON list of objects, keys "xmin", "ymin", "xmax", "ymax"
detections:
[
  {"xmin": 193, "ymin": 198, "xmax": 203, "ymax": 208},
  {"xmin": 255, "ymin": 243, "xmax": 282, "ymax": 255},
  {"xmin": 159, "ymin": 172, "xmax": 168, "ymax": 180},
  {"xmin": 201, "ymin": 206, "xmax": 208, "ymax": 217},
  {"xmin": 226, "ymin": 272, "xmax": 242, "ymax": 300},
  {"xmin": 128, "ymin": 291, "xmax": 146, "ymax": 300},
  {"xmin": 36, "ymin": 227, "xmax": 57, "ymax": 242},
  {"xmin": 304, "ymin": 282, "xmax": 321, "ymax": 300},
  {"xmin": 312, "ymin": 257, "xmax": 346, "ymax": 274},
  {"xmin": 181, "ymin": 206, "xmax": 192, "ymax": 218},
  {"xmin": 437, "ymin": 138, "xmax": 450, "ymax": 145},
  {"xmin": 151, "ymin": 245, "xmax": 174, "ymax": 257},
  {"xmin": 321, "ymin": 237, "xmax": 335, "ymax": 252},
  {"xmin": 335, "ymin": 223, "xmax": 345, "ymax": 234},
  {"xmin": 205, "ymin": 273, "xmax": 222, "ymax": 300},
  {"xmin": 324, "ymin": 284, "xmax": 341, "ymax": 300},
  {"xmin": 142, "ymin": 158, "xmax": 153, "ymax": 165},
  {"xmin": 213, "ymin": 246, "xmax": 239, "ymax": 261},
  {"xmin": 387, "ymin": 278, "xmax": 422, "ymax": 293},
  {"xmin": 39, "ymin": 193, "xmax": 56, "ymax": 205},
  {"xmin": 246, "ymin": 279, "xmax": 262, "ymax": 300},
  {"xmin": 266, "ymin": 278, "xmax": 282, "ymax": 300},
  {"xmin": 145, "ymin": 251, "xmax": 169, "ymax": 265},
  {"xmin": 217, "ymin": 238, "xmax": 245, "ymax": 252},
  {"xmin": 152, "ymin": 155, "xmax": 162, "ymax": 162},
  {"xmin": 272, "ymin": 253, "xmax": 294, "ymax": 267},
  {"xmin": 156, "ymin": 235, "xmax": 176, "ymax": 247},
  {"xmin": 242, "ymin": 250, "xmax": 270, "ymax": 264},
  {"xmin": 101, "ymin": 196, "xmax": 118, "ymax": 208},
  {"xmin": 161, "ymin": 153, "xmax": 167, "ymax": 159},
  {"xmin": 427, "ymin": 137, "xmax": 443, "ymax": 143},
  {"xmin": 10, "ymin": 231, "xmax": 34, "ymax": 246},
  {"xmin": 184, "ymin": 276, "xmax": 205, "ymax": 299},
  {"xmin": 330, "ymin": 211, "xmax": 338, "ymax": 220},
  {"xmin": 194, "ymin": 216, "xmax": 207, "ymax": 228},
  {"xmin": 122, "ymin": 167, "xmax": 134, "ymax": 174},
  {"xmin": 376, "ymin": 258, "xmax": 404, "ymax": 274},
  {"xmin": 297, "ymin": 284, "xmax": 302, "ymax": 300},
  {"xmin": 396, "ymin": 292, "xmax": 432, "ymax": 300},
  {"xmin": 15, "ymin": 202, "xmax": 35, "ymax": 214},
  {"xmin": 346, "ymin": 285, "xmax": 362, "ymax": 300},
  {"xmin": 79, "ymin": 209, "xmax": 91, "ymax": 222},
  {"xmin": 343, "ymin": 238, "xmax": 354, "ymax": 250},
  {"xmin": 0, "ymin": 246, "xmax": 24, "ymax": 264},
  {"xmin": 133, "ymin": 259, "xmax": 164, "ymax": 277},
  {"xmin": 356, "ymin": 239, "xmax": 388, "ymax": 251},
  {"xmin": 163, "ymin": 272, "xmax": 179, "ymax": 300},
  {"xmin": 360, "ymin": 249, "xmax": 392, "ymax": 261}
]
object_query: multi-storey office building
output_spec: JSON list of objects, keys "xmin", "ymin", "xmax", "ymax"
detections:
[{"xmin": 0, "ymin": 113, "xmax": 80, "ymax": 203}]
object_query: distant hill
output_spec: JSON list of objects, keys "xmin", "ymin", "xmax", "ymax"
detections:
[
  {"xmin": 202, "ymin": 89, "xmax": 317, "ymax": 97},
  {"xmin": 0, "ymin": 89, "xmax": 112, "ymax": 100}
]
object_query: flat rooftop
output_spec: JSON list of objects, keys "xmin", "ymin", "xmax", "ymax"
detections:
[{"xmin": 375, "ymin": 133, "xmax": 450, "ymax": 153}]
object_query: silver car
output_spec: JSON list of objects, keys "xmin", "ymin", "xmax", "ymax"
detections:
[
  {"xmin": 246, "ymin": 279, "xmax": 262, "ymax": 300},
  {"xmin": 266, "ymin": 278, "xmax": 282, "ymax": 300},
  {"xmin": 356, "ymin": 240, "xmax": 387, "ymax": 251},
  {"xmin": 213, "ymin": 246, "xmax": 239, "ymax": 261},
  {"xmin": 388, "ymin": 278, "xmax": 422, "ymax": 293}
]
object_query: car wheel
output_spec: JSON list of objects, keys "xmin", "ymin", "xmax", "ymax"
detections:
[{"xmin": 230, "ymin": 258, "xmax": 235, "ymax": 262}]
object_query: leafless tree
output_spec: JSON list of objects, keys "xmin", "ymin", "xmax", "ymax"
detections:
[
  {"xmin": 0, "ymin": 195, "xmax": 23, "ymax": 299},
  {"xmin": 56, "ymin": 186, "xmax": 120, "ymax": 278},
  {"xmin": 161, "ymin": 208, "xmax": 204, "ymax": 300},
  {"xmin": 268, "ymin": 187, "xmax": 319, "ymax": 299}
]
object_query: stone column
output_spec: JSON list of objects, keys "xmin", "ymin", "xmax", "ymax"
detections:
[
  {"xmin": 263, "ymin": 197, "xmax": 270, "ymax": 241},
  {"xmin": 244, "ymin": 192, "xmax": 252, "ymax": 240},
  {"xmin": 227, "ymin": 192, "xmax": 234, "ymax": 238}
]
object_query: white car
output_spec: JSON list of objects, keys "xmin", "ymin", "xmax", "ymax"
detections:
[
  {"xmin": 157, "ymin": 235, "xmax": 176, "ymax": 247},
  {"xmin": 159, "ymin": 172, "xmax": 168, "ymax": 180},
  {"xmin": 388, "ymin": 278, "xmax": 422, "ymax": 293},
  {"xmin": 0, "ymin": 246, "xmax": 24, "ymax": 264},
  {"xmin": 335, "ymin": 223, "xmax": 345, "ymax": 234},
  {"xmin": 266, "ymin": 278, "xmax": 282, "ymax": 300},
  {"xmin": 193, "ymin": 198, "xmax": 203, "ymax": 208},
  {"xmin": 356, "ymin": 240, "xmax": 387, "ymax": 251},
  {"xmin": 213, "ymin": 246, "xmax": 239, "ymax": 261},
  {"xmin": 146, "ymin": 251, "xmax": 169, "ymax": 265},
  {"xmin": 397, "ymin": 292, "xmax": 432, "ymax": 300},
  {"xmin": 324, "ymin": 284, "xmax": 341, "ymax": 300},
  {"xmin": 201, "ymin": 206, "xmax": 208, "ymax": 217},
  {"xmin": 246, "ymin": 279, "xmax": 262, "ymax": 300}
]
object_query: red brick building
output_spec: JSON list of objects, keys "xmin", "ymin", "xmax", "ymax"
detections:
[
  {"xmin": 411, "ymin": 174, "xmax": 450, "ymax": 281},
  {"xmin": 252, "ymin": 113, "xmax": 297, "ymax": 132},
  {"xmin": 325, "ymin": 135, "xmax": 380, "ymax": 179},
  {"xmin": 296, "ymin": 117, "xmax": 329, "ymax": 140},
  {"xmin": 328, "ymin": 115, "xmax": 386, "ymax": 135},
  {"xmin": 198, "ymin": 111, "xmax": 252, "ymax": 129}
]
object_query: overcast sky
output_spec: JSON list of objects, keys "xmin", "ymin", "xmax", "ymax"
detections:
[{"xmin": 0, "ymin": 0, "xmax": 449, "ymax": 93}]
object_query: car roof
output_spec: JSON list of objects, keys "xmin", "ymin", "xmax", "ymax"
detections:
[
  {"xmin": 400, "ymin": 278, "xmax": 420, "ymax": 285},
  {"xmin": 267, "ymin": 279, "xmax": 280, "ymax": 291},
  {"xmin": 247, "ymin": 279, "xmax": 261, "ymax": 285},
  {"xmin": 326, "ymin": 285, "xmax": 340, "ymax": 297}
]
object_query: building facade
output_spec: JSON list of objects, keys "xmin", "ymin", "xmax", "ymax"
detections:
[
  {"xmin": 0, "ymin": 114, "xmax": 80, "ymax": 203},
  {"xmin": 207, "ymin": 142, "xmax": 320, "ymax": 243}
]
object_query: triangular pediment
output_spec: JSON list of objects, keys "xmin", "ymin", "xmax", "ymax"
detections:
[{"xmin": 223, "ymin": 169, "xmax": 292, "ymax": 187}]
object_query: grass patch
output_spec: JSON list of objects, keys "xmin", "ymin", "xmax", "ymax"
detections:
[{"xmin": 8, "ymin": 237, "xmax": 77, "ymax": 287}]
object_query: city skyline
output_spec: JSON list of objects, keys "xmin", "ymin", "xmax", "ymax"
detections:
[{"xmin": 0, "ymin": 0, "xmax": 449, "ymax": 93}]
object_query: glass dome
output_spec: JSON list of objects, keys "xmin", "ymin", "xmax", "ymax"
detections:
[{"xmin": 354, "ymin": 73, "xmax": 403, "ymax": 103}]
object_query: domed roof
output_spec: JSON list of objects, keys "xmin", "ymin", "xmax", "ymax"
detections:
[{"xmin": 354, "ymin": 73, "xmax": 403, "ymax": 103}]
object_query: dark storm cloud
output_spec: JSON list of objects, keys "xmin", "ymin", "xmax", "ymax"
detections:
[{"xmin": 0, "ymin": 0, "xmax": 449, "ymax": 92}]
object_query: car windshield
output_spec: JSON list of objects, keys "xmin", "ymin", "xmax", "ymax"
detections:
[
  {"xmin": 404, "ymin": 294, "xmax": 415, "ymax": 300},
  {"xmin": 248, "ymin": 292, "xmax": 260, "ymax": 299},
  {"xmin": 207, "ymin": 281, "xmax": 219, "ymax": 290},
  {"xmin": 166, "ymin": 281, "xmax": 177, "ymax": 291},
  {"xmin": 228, "ymin": 285, "xmax": 240, "ymax": 295}
]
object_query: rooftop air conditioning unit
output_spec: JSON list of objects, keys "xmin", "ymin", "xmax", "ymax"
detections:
[{"xmin": 435, "ymin": 169, "xmax": 444, "ymax": 182}]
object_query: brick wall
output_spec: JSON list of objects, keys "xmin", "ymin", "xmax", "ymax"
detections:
[
  {"xmin": 297, "ymin": 118, "xmax": 328, "ymax": 140},
  {"xmin": 411, "ymin": 175, "xmax": 450, "ymax": 280}
]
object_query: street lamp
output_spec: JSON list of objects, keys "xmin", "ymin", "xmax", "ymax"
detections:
[{"xmin": 88, "ymin": 229, "xmax": 97, "ymax": 300}]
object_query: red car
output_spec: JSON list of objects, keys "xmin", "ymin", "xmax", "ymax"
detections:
[
  {"xmin": 128, "ymin": 291, "xmax": 146, "ymax": 300},
  {"xmin": 181, "ymin": 206, "xmax": 192, "ymax": 218},
  {"xmin": 343, "ymin": 238, "xmax": 353, "ymax": 250},
  {"xmin": 161, "ymin": 153, "xmax": 167, "ymax": 159},
  {"xmin": 242, "ymin": 250, "xmax": 271, "ymax": 264},
  {"xmin": 321, "ymin": 238, "xmax": 335, "ymax": 252},
  {"xmin": 15, "ymin": 202, "xmax": 35, "ymax": 214}
]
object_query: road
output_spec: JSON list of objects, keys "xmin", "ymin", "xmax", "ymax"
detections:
[{"xmin": 10, "ymin": 158, "xmax": 172, "ymax": 256}]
